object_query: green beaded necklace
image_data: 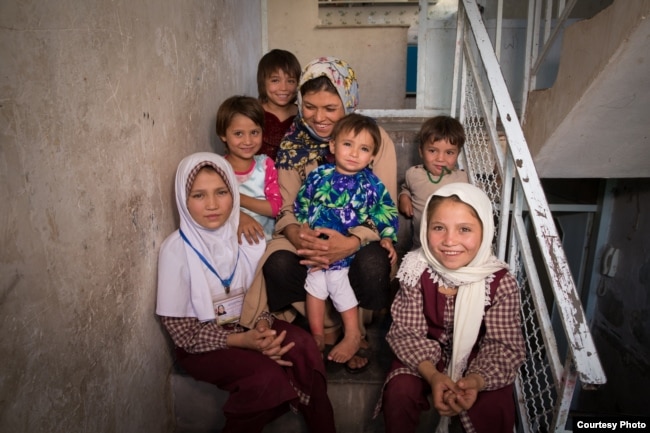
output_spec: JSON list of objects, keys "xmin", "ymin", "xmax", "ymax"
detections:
[{"xmin": 426, "ymin": 166, "xmax": 452, "ymax": 184}]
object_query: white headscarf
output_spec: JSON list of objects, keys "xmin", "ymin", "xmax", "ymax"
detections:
[
  {"xmin": 156, "ymin": 152, "xmax": 265, "ymax": 321},
  {"xmin": 419, "ymin": 183, "xmax": 507, "ymax": 433}
]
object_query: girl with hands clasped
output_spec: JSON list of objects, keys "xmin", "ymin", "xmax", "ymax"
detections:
[
  {"xmin": 377, "ymin": 183, "xmax": 525, "ymax": 433},
  {"xmin": 156, "ymin": 153, "xmax": 335, "ymax": 433}
]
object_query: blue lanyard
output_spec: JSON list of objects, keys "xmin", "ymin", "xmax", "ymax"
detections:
[{"xmin": 179, "ymin": 229, "xmax": 239, "ymax": 294}]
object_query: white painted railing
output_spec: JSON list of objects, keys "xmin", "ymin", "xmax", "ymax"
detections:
[{"xmin": 455, "ymin": 1, "xmax": 606, "ymax": 432}]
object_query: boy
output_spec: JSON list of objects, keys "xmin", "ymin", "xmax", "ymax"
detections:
[
  {"xmin": 256, "ymin": 49, "xmax": 301, "ymax": 160},
  {"xmin": 398, "ymin": 115, "xmax": 469, "ymax": 249},
  {"xmin": 294, "ymin": 113, "xmax": 399, "ymax": 364}
]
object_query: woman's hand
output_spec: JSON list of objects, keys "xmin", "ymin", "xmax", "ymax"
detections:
[
  {"xmin": 283, "ymin": 223, "xmax": 321, "ymax": 252},
  {"xmin": 288, "ymin": 225, "xmax": 359, "ymax": 270},
  {"xmin": 238, "ymin": 212, "xmax": 265, "ymax": 245},
  {"xmin": 380, "ymin": 238, "xmax": 397, "ymax": 266}
]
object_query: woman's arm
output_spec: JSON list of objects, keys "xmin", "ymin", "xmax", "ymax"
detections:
[
  {"xmin": 372, "ymin": 126, "xmax": 398, "ymax": 203},
  {"xmin": 464, "ymin": 272, "xmax": 526, "ymax": 390}
]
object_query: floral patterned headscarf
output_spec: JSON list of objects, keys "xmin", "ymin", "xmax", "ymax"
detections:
[{"xmin": 276, "ymin": 57, "xmax": 360, "ymax": 176}]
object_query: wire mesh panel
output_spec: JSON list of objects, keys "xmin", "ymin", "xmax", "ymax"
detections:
[
  {"xmin": 515, "ymin": 251, "xmax": 558, "ymax": 433},
  {"xmin": 460, "ymin": 58, "xmax": 560, "ymax": 433}
]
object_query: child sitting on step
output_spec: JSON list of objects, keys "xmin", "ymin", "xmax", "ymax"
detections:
[{"xmin": 398, "ymin": 116, "xmax": 469, "ymax": 249}]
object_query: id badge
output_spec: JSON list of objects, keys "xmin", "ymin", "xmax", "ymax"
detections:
[{"xmin": 213, "ymin": 288, "xmax": 244, "ymax": 326}]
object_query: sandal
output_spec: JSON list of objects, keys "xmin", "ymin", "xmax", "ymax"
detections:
[{"xmin": 345, "ymin": 347, "xmax": 372, "ymax": 374}]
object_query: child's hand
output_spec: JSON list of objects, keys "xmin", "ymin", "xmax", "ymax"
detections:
[
  {"xmin": 453, "ymin": 373, "xmax": 484, "ymax": 411},
  {"xmin": 380, "ymin": 238, "xmax": 397, "ymax": 266},
  {"xmin": 398, "ymin": 194, "xmax": 414, "ymax": 217},
  {"xmin": 238, "ymin": 212, "xmax": 265, "ymax": 245},
  {"xmin": 425, "ymin": 368, "xmax": 462, "ymax": 417},
  {"xmin": 260, "ymin": 329, "xmax": 295, "ymax": 367}
]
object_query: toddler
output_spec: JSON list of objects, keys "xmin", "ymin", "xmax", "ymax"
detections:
[{"xmin": 294, "ymin": 113, "xmax": 399, "ymax": 363}]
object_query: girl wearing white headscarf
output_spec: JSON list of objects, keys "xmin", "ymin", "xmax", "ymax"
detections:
[
  {"xmin": 377, "ymin": 183, "xmax": 525, "ymax": 433},
  {"xmin": 156, "ymin": 152, "xmax": 335, "ymax": 433}
]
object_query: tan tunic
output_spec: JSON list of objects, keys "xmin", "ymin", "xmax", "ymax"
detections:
[{"xmin": 399, "ymin": 166, "xmax": 469, "ymax": 249}]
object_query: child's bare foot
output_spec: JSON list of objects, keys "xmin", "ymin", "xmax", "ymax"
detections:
[
  {"xmin": 313, "ymin": 334, "xmax": 325, "ymax": 352},
  {"xmin": 327, "ymin": 333, "xmax": 361, "ymax": 363}
]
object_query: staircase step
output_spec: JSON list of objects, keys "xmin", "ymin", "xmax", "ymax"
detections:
[{"xmin": 171, "ymin": 313, "xmax": 439, "ymax": 433}]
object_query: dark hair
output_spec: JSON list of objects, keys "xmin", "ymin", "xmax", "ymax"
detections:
[
  {"xmin": 215, "ymin": 96, "xmax": 265, "ymax": 138},
  {"xmin": 425, "ymin": 194, "xmax": 481, "ymax": 229},
  {"xmin": 257, "ymin": 49, "xmax": 301, "ymax": 102},
  {"xmin": 417, "ymin": 116, "xmax": 466, "ymax": 151},
  {"xmin": 330, "ymin": 113, "xmax": 381, "ymax": 156},
  {"xmin": 299, "ymin": 75, "xmax": 338, "ymax": 97}
]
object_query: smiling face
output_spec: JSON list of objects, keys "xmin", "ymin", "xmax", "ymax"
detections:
[
  {"xmin": 301, "ymin": 89, "xmax": 345, "ymax": 138},
  {"xmin": 219, "ymin": 113, "xmax": 262, "ymax": 166},
  {"xmin": 264, "ymin": 68, "xmax": 298, "ymax": 110},
  {"xmin": 426, "ymin": 197, "xmax": 483, "ymax": 270},
  {"xmin": 329, "ymin": 128, "xmax": 376, "ymax": 175},
  {"xmin": 186, "ymin": 168, "xmax": 233, "ymax": 230},
  {"xmin": 419, "ymin": 138, "xmax": 460, "ymax": 177}
]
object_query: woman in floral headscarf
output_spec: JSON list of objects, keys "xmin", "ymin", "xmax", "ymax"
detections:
[{"xmin": 241, "ymin": 57, "xmax": 397, "ymax": 373}]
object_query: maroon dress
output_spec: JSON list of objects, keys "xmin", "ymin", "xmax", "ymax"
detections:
[
  {"xmin": 258, "ymin": 110, "xmax": 295, "ymax": 161},
  {"xmin": 382, "ymin": 268, "xmax": 521, "ymax": 433}
]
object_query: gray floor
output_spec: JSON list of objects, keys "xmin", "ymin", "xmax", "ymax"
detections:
[{"xmin": 172, "ymin": 310, "xmax": 440, "ymax": 433}]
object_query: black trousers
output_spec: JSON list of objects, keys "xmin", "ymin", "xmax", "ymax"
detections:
[{"xmin": 264, "ymin": 241, "xmax": 391, "ymax": 313}]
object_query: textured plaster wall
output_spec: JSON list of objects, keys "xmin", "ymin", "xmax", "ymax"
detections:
[
  {"xmin": 578, "ymin": 180, "xmax": 650, "ymax": 415},
  {"xmin": 0, "ymin": 1, "xmax": 261, "ymax": 432},
  {"xmin": 268, "ymin": 0, "xmax": 408, "ymax": 109}
]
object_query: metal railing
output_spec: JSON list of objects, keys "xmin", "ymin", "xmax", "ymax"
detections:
[{"xmin": 455, "ymin": 1, "xmax": 606, "ymax": 432}]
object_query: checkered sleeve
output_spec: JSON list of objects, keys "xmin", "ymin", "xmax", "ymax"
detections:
[
  {"xmin": 386, "ymin": 280, "xmax": 442, "ymax": 372},
  {"xmin": 160, "ymin": 316, "xmax": 243, "ymax": 354},
  {"xmin": 465, "ymin": 272, "xmax": 526, "ymax": 390}
]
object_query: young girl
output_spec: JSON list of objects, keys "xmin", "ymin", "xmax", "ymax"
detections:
[
  {"xmin": 256, "ymin": 49, "xmax": 301, "ymax": 160},
  {"xmin": 216, "ymin": 96, "xmax": 282, "ymax": 243},
  {"xmin": 379, "ymin": 182, "xmax": 525, "ymax": 433},
  {"xmin": 294, "ymin": 113, "xmax": 399, "ymax": 365},
  {"xmin": 156, "ymin": 152, "xmax": 335, "ymax": 433},
  {"xmin": 398, "ymin": 115, "xmax": 469, "ymax": 249}
]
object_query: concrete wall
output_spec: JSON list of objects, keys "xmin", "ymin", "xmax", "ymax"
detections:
[
  {"xmin": 577, "ymin": 179, "xmax": 650, "ymax": 416},
  {"xmin": 0, "ymin": 1, "xmax": 261, "ymax": 432},
  {"xmin": 267, "ymin": 0, "xmax": 409, "ymax": 109}
]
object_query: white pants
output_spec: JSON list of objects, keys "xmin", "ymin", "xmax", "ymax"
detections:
[{"xmin": 305, "ymin": 268, "xmax": 358, "ymax": 313}]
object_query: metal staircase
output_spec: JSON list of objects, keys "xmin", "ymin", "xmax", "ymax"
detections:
[
  {"xmin": 366, "ymin": 1, "xmax": 608, "ymax": 431},
  {"xmin": 451, "ymin": 1, "xmax": 606, "ymax": 431}
]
